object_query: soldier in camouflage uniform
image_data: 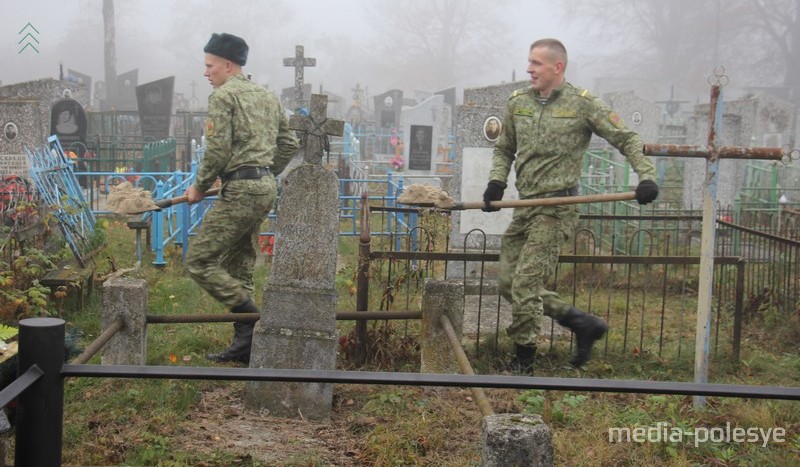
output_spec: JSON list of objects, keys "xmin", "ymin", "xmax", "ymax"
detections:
[
  {"xmin": 186, "ymin": 33, "xmax": 299, "ymax": 364},
  {"xmin": 483, "ymin": 38, "xmax": 659, "ymax": 374}
]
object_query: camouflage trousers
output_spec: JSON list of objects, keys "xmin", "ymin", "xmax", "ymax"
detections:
[
  {"xmin": 186, "ymin": 178, "xmax": 277, "ymax": 308},
  {"xmin": 498, "ymin": 203, "xmax": 580, "ymax": 347}
]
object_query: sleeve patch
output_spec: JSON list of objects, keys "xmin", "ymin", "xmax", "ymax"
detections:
[
  {"xmin": 609, "ymin": 112, "xmax": 624, "ymax": 129},
  {"xmin": 205, "ymin": 119, "xmax": 215, "ymax": 137}
]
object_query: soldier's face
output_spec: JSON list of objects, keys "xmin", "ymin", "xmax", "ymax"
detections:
[
  {"xmin": 204, "ymin": 54, "xmax": 230, "ymax": 88},
  {"xmin": 527, "ymin": 47, "xmax": 562, "ymax": 93}
]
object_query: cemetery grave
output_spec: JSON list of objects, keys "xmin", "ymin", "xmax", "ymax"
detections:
[{"xmin": 1, "ymin": 30, "xmax": 799, "ymax": 465}]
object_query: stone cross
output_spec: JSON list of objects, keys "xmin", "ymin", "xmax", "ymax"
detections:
[
  {"xmin": 645, "ymin": 69, "xmax": 784, "ymax": 408},
  {"xmin": 288, "ymin": 94, "xmax": 345, "ymax": 164},
  {"xmin": 283, "ymin": 45, "xmax": 316, "ymax": 108}
]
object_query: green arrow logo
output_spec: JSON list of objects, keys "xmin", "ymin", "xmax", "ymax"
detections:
[{"xmin": 18, "ymin": 22, "xmax": 40, "ymax": 54}]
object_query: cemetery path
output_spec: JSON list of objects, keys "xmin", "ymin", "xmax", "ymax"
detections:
[
  {"xmin": 176, "ymin": 385, "xmax": 364, "ymax": 465},
  {"xmin": 171, "ymin": 382, "xmax": 497, "ymax": 464}
]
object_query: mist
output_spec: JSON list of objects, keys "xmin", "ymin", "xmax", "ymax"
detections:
[{"xmin": 2, "ymin": 0, "xmax": 797, "ymax": 109}]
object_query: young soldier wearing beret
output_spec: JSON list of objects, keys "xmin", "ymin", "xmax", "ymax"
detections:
[
  {"xmin": 186, "ymin": 32, "xmax": 299, "ymax": 364},
  {"xmin": 483, "ymin": 38, "xmax": 659, "ymax": 374}
]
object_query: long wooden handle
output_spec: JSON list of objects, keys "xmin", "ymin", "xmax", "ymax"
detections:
[
  {"xmin": 155, "ymin": 187, "xmax": 221, "ymax": 209},
  {"xmin": 455, "ymin": 191, "xmax": 637, "ymax": 210}
]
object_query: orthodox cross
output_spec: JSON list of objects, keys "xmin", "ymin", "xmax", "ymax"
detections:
[
  {"xmin": 645, "ymin": 68, "xmax": 788, "ymax": 408},
  {"xmin": 283, "ymin": 45, "xmax": 316, "ymax": 109},
  {"xmin": 288, "ymin": 94, "xmax": 344, "ymax": 165}
]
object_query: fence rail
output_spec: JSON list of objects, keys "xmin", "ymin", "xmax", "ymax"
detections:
[{"xmin": 8, "ymin": 317, "xmax": 800, "ymax": 465}]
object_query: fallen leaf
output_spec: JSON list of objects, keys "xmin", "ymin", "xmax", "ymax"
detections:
[{"xmin": 168, "ymin": 354, "xmax": 178, "ymax": 363}]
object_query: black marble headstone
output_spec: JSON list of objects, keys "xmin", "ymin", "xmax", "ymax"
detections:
[
  {"xmin": 136, "ymin": 76, "xmax": 174, "ymax": 140},
  {"xmin": 374, "ymin": 89, "xmax": 403, "ymax": 130},
  {"xmin": 408, "ymin": 124, "xmax": 433, "ymax": 171},
  {"xmin": 50, "ymin": 98, "xmax": 87, "ymax": 148}
]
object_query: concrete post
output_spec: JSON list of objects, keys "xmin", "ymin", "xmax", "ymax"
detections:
[
  {"xmin": 482, "ymin": 413, "xmax": 553, "ymax": 466},
  {"xmin": 101, "ymin": 278, "xmax": 148, "ymax": 365},
  {"xmin": 420, "ymin": 279, "xmax": 464, "ymax": 373}
]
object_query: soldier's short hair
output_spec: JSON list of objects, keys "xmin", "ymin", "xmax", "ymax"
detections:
[{"xmin": 530, "ymin": 38, "xmax": 568, "ymax": 67}]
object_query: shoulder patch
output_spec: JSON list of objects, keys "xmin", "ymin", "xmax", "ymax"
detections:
[
  {"xmin": 510, "ymin": 87, "xmax": 530, "ymax": 100},
  {"xmin": 205, "ymin": 119, "xmax": 215, "ymax": 137},
  {"xmin": 609, "ymin": 112, "xmax": 624, "ymax": 129}
]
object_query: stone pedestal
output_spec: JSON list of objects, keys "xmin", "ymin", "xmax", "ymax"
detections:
[
  {"xmin": 481, "ymin": 414, "xmax": 553, "ymax": 467},
  {"xmin": 101, "ymin": 278, "xmax": 147, "ymax": 365},
  {"xmin": 245, "ymin": 164, "xmax": 339, "ymax": 420}
]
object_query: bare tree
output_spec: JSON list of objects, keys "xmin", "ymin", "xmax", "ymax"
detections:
[
  {"xmin": 560, "ymin": 0, "xmax": 728, "ymax": 99},
  {"xmin": 363, "ymin": 0, "xmax": 514, "ymax": 90},
  {"xmin": 740, "ymin": 0, "xmax": 800, "ymax": 95}
]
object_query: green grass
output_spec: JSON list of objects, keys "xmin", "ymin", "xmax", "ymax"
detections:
[{"xmin": 7, "ymin": 220, "xmax": 799, "ymax": 465}]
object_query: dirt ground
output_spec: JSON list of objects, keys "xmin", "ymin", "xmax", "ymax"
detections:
[
  {"xmin": 176, "ymin": 385, "xmax": 364, "ymax": 465},
  {"xmin": 173, "ymin": 383, "xmax": 505, "ymax": 465}
]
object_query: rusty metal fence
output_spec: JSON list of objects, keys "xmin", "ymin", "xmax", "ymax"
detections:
[{"xmin": 356, "ymin": 201, "xmax": 799, "ymax": 365}]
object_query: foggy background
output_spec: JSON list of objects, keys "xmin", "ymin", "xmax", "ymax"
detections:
[{"xmin": 1, "ymin": 0, "xmax": 798, "ymax": 109}]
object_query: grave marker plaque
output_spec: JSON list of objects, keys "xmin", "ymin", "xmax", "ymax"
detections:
[{"xmin": 408, "ymin": 124, "xmax": 433, "ymax": 171}]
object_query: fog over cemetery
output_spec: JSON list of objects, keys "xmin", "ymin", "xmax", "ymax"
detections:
[{"xmin": 0, "ymin": 0, "xmax": 798, "ymax": 465}]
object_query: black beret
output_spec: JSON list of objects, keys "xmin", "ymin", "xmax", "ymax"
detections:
[{"xmin": 204, "ymin": 33, "xmax": 248, "ymax": 66}]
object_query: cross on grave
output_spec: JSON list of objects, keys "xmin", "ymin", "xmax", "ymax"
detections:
[
  {"xmin": 283, "ymin": 45, "xmax": 316, "ymax": 109},
  {"xmin": 656, "ymin": 84, "xmax": 690, "ymax": 118},
  {"xmin": 288, "ymin": 94, "xmax": 344, "ymax": 165},
  {"xmin": 644, "ymin": 68, "xmax": 788, "ymax": 408}
]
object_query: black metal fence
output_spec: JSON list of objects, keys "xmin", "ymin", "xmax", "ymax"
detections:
[
  {"xmin": 355, "ymin": 203, "xmax": 799, "ymax": 365},
  {"xmin": 6, "ymin": 317, "xmax": 800, "ymax": 465}
]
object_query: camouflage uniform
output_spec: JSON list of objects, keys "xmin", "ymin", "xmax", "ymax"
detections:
[
  {"xmin": 186, "ymin": 74, "xmax": 298, "ymax": 308},
  {"xmin": 490, "ymin": 81, "xmax": 656, "ymax": 347}
]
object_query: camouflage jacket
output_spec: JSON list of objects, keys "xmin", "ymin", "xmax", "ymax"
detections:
[
  {"xmin": 196, "ymin": 74, "xmax": 299, "ymax": 193},
  {"xmin": 490, "ymin": 81, "xmax": 655, "ymax": 198}
]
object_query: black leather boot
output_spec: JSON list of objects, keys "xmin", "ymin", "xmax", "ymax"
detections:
[
  {"xmin": 206, "ymin": 321, "xmax": 254, "ymax": 364},
  {"xmin": 507, "ymin": 344, "xmax": 537, "ymax": 375},
  {"xmin": 206, "ymin": 299, "xmax": 258, "ymax": 364},
  {"xmin": 557, "ymin": 307, "xmax": 608, "ymax": 367}
]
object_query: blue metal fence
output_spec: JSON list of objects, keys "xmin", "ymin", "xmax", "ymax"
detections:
[{"xmin": 25, "ymin": 136, "xmax": 97, "ymax": 267}]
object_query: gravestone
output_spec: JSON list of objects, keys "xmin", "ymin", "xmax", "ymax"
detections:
[
  {"xmin": 603, "ymin": 91, "xmax": 660, "ymax": 145},
  {"xmin": 1, "ymin": 78, "xmax": 88, "ymax": 178},
  {"xmin": 113, "ymin": 68, "xmax": 138, "ymax": 111},
  {"xmin": 245, "ymin": 93, "xmax": 344, "ymax": 421},
  {"xmin": 435, "ymin": 86, "xmax": 457, "ymax": 129},
  {"xmin": 401, "ymin": 94, "xmax": 452, "ymax": 174},
  {"xmin": 136, "ymin": 76, "xmax": 175, "ymax": 140},
  {"xmin": 602, "ymin": 91, "xmax": 661, "ymax": 189},
  {"xmin": 50, "ymin": 97, "xmax": 88, "ymax": 150},
  {"xmin": 450, "ymin": 82, "xmax": 526, "ymax": 256},
  {"xmin": 374, "ymin": 89, "xmax": 403, "ymax": 129}
]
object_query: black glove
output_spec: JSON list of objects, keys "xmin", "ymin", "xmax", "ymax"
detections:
[
  {"xmin": 482, "ymin": 180, "xmax": 507, "ymax": 212},
  {"xmin": 635, "ymin": 179, "xmax": 659, "ymax": 205}
]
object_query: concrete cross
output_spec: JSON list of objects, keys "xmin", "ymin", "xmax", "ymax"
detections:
[
  {"xmin": 288, "ymin": 94, "xmax": 344, "ymax": 165},
  {"xmin": 283, "ymin": 45, "xmax": 316, "ymax": 109},
  {"xmin": 644, "ymin": 68, "xmax": 785, "ymax": 408}
]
